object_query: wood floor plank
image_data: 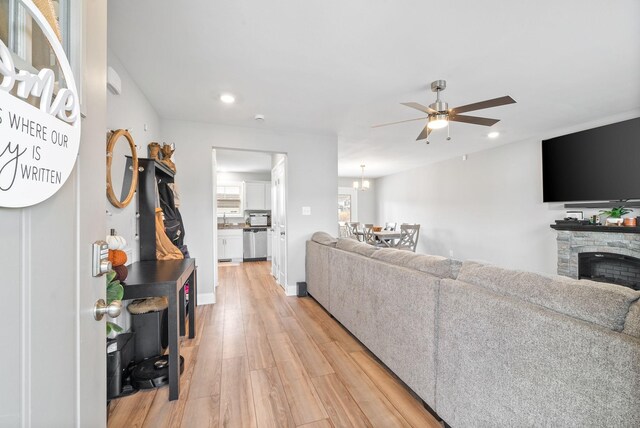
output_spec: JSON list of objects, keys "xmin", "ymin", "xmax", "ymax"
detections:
[
  {"xmin": 108, "ymin": 389, "xmax": 156, "ymax": 428},
  {"xmin": 219, "ymin": 356, "xmax": 257, "ymax": 428},
  {"xmin": 141, "ymin": 346, "xmax": 196, "ymax": 428},
  {"xmin": 267, "ymin": 334, "xmax": 328, "ymax": 426},
  {"xmin": 222, "ymin": 309, "xmax": 247, "ymax": 359},
  {"xmin": 180, "ymin": 396, "xmax": 219, "ymax": 428},
  {"xmin": 246, "ymin": 332, "xmax": 276, "ymax": 370},
  {"xmin": 281, "ymin": 316, "xmax": 334, "ymax": 377},
  {"xmin": 250, "ymin": 367, "xmax": 296, "ymax": 428},
  {"xmin": 297, "ymin": 419, "xmax": 334, "ymax": 428},
  {"xmin": 285, "ymin": 297, "xmax": 333, "ymax": 345},
  {"xmin": 275, "ymin": 357, "xmax": 328, "ymax": 426},
  {"xmin": 300, "ymin": 298, "xmax": 364, "ymax": 353},
  {"xmin": 319, "ymin": 341, "xmax": 408, "ymax": 428},
  {"xmin": 311, "ymin": 373, "xmax": 372, "ymax": 428},
  {"xmin": 349, "ymin": 351, "xmax": 441, "ymax": 428},
  {"xmin": 189, "ymin": 346, "xmax": 222, "ymax": 399}
]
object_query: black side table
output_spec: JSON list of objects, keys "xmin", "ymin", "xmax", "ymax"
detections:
[{"xmin": 122, "ymin": 258, "xmax": 197, "ymax": 401}]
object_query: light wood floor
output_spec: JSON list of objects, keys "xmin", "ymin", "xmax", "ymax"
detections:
[{"xmin": 108, "ymin": 261, "xmax": 441, "ymax": 428}]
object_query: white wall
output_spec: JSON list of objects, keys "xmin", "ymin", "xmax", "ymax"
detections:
[
  {"xmin": 338, "ymin": 177, "xmax": 377, "ymax": 224},
  {"xmin": 376, "ymin": 112, "xmax": 640, "ymax": 275},
  {"xmin": 106, "ymin": 49, "xmax": 161, "ymax": 263},
  {"xmin": 218, "ymin": 171, "xmax": 271, "ymax": 182},
  {"xmin": 162, "ymin": 119, "xmax": 338, "ymax": 298}
]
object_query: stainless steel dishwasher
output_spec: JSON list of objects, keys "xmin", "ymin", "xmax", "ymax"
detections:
[{"xmin": 243, "ymin": 228, "xmax": 268, "ymax": 261}]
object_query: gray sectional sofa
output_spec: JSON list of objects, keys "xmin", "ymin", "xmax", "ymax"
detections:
[{"xmin": 306, "ymin": 232, "xmax": 640, "ymax": 427}]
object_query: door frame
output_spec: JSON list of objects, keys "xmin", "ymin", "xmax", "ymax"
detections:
[
  {"xmin": 211, "ymin": 148, "xmax": 288, "ymax": 290},
  {"xmin": 271, "ymin": 156, "xmax": 288, "ymax": 290}
]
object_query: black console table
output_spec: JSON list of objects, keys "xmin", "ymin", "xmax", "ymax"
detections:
[{"xmin": 122, "ymin": 259, "xmax": 197, "ymax": 401}]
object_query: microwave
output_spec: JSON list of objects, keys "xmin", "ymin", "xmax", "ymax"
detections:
[{"xmin": 248, "ymin": 213, "xmax": 268, "ymax": 227}]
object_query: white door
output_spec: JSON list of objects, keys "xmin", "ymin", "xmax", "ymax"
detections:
[
  {"xmin": 0, "ymin": 1, "xmax": 106, "ymax": 426},
  {"xmin": 271, "ymin": 158, "xmax": 287, "ymax": 288}
]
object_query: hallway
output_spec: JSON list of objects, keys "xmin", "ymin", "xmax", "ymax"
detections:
[{"xmin": 108, "ymin": 261, "xmax": 440, "ymax": 427}]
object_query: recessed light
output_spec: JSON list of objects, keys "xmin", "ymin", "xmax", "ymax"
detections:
[
  {"xmin": 220, "ymin": 93, "xmax": 235, "ymax": 104},
  {"xmin": 487, "ymin": 131, "xmax": 500, "ymax": 139}
]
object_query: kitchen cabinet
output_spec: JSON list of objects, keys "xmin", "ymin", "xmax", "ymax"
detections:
[
  {"xmin": 244, "ymin": 181, "xmax": 271, "ymax": 210},
  {"xmin": 218, "ymin": 229, "xmax": 243, "ymax": 261}
]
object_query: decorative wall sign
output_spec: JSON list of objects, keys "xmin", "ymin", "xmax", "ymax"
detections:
[{"xmin": 0, "ymin": 0, "xmax": 81, "ymax": 208}]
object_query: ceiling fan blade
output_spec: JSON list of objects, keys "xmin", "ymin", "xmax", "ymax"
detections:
[
  {"xmin": 402, "ymin": 102, "xmax": 438, "ymax": 114},
  {"xmin": 450, "ymin": 96, "xmax": 516, "ymax": 114},
  {"xmin": 449, "ymin": 114, "xmax": 500, "ymax": 126},
  {"xmin": 371, "ymin": 117, "xmax": 427, "ymax": 128},
  {"xmin": 416, "ymin": 124, "xmax": 432, "ymax": 140}
]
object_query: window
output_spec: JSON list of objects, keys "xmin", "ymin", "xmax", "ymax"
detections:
[
  {"xmin": 338, "ymin": 193, "xmax": 352, "ymax": 222},
  {"xmin": 217, "ymin": 183, "xmax": 243, "ymax": 216},
  {"xmin": 1, "ymin": 0, "xmax": 70, "ymax": 100}
]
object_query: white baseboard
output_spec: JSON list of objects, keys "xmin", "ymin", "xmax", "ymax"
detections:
[
  {"xmin": 285, "ymin": 283, "xmax": 297, "ymax": 296},
  {"xmin": 197, "ymin": 292, "xmax": 216, "ymax": 305}
]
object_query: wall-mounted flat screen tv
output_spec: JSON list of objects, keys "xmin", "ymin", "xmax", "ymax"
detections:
[{"xmin": 542, "ymin": 117, "xmax": 640, "ymax": 203}]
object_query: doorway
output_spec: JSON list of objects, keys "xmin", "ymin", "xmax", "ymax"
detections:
[{"xmin": 212, "ymin": 148, "xmax": 288, "ymax": 291}]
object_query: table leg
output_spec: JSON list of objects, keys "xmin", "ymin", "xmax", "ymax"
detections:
[
  {"xmin": 179, "ymin": 287, "xmax": 186, "ymax": 337},
  {"xmin": 189, "ymin": 268, "xmax": 197, "ymax": 339},
  {"xmin": 167, "ymin": 289, "xmax": 180, "ymax": 401}
]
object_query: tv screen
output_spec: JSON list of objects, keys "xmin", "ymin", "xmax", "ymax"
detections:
[{"xmin": 542, "ymin": 117, "xmax": 640, "ymax": 203}]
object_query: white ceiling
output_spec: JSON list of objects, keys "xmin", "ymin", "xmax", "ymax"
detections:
[
  {"xmin": 108, "ymin": 0, "xmax": 640, "ymax": 178},
  {"xmin": 216, "ymin": 149, "xmax": 272, "ymax": 173}
]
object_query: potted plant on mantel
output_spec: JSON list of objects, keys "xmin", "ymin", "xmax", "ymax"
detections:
[{"xmin": 599, "ymin": 206, "xmax": 634, "ymax": 226}]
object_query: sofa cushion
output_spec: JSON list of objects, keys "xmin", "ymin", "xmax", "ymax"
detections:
[
  {"xmin": 457, "ymin": 261, "xmax": 640, "ymax": 332},
  {"xmin": 310, "ymin": 231, "xmax": 337, "ymax": 247},
  {"xmin": 623, "ymin": 300, "xmax": 640, "ymax": 338},
  {"xmin": 436, "ymin": 278, "xmax": 640, "ymax": 427},
  {"xmin": 336, "ymin": 237, "xmax": 378, "ymax": 257},
  {"xmin": 371, "ymin": 248, "xmax": 460, "ymax": 278}
]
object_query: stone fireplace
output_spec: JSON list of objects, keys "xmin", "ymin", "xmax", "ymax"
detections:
[
  {"xmin": 578, "ymin": 252, "xmax": 640, "ymax": 290},
  {"xmin": 556, "ymin": 229, "xmax": 640, "ymax": 291}
]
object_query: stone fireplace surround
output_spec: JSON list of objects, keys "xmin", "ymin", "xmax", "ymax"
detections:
[{"xmin": 556, "ymin": 228, "xmax": 640, "ymax": 289}]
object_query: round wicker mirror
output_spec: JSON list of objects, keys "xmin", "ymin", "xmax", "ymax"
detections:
[{"xmin": 106, "ymin": 129, "xmax": 139, "ymax": 208}]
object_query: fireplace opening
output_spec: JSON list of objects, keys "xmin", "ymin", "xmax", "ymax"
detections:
[{"xmin": 578, "ymin": 252, "xmax": 640, "ymax": 291}]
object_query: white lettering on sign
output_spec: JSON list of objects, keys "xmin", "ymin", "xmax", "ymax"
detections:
[
  {"xmin": 0, "ymin": 42, "xmax": 79, "ymax": 124},
  {"xmin": 0, "ymin": 0, "xmax": 81, "ymax": 208}
]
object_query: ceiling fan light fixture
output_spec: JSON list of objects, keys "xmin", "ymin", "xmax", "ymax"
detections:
[{"xmin": 427, "ymin": 114, "xmax": 448, "ymax": 130}]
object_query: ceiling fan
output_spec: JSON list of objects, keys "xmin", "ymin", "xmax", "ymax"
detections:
[{"xmin": 373, "ymin": 80, "xmax": 516, "ymax": 143}]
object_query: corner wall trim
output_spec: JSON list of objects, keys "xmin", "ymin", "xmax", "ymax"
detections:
[{"xmin": 197, "ymin": 292, "xmax": 215, "ymax": 305}]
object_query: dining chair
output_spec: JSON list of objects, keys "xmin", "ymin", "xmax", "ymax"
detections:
[
  {"xmin": 338, "ymin": 222, "xmax": 348, "ymax": 238},
  {"xmin": 396, "ymin": 224, "xmax": 420, "ymax": 252},
  {"xmin": 363, "ymin": 223, "xmax": 377, "ymax": 245},
  {"xmin": 346, "ymin": 222, "xmax": 360, "ymax": 240}
]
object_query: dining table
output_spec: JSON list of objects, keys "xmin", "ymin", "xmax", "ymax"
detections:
[{"xmin": 373, "ymin": 230, "xmax": 402, "ymax": 247}]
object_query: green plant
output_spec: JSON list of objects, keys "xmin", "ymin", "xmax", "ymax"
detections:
[
  {"xmin": 599, "ymin": 206, "xmax": 633, "ymax": 218},
  {"xmin": 106, "ymin": 270, "xmax": 124, "ymax": 336}
]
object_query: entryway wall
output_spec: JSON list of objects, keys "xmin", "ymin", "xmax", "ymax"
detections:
[
  {"xmin": 106, "ymin": 48, "xmax": 161, "ymax": 264},
  {"xmin": 162, "ymin": 119, "xmax": 338, "ymax": 297},
  {"xmin": 105, "ymin": 61, "xmax": 338, "ymax": 301}
]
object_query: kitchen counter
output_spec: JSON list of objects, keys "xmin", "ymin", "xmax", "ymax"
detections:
[{"xmin": 217, "ymin": 224, "xmax": 271, "ymax": 230}]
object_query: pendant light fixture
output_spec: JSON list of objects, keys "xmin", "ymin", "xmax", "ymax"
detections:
[{"xmin": 353, "ymin": 164, "xmax": 370, "ymax": 191}]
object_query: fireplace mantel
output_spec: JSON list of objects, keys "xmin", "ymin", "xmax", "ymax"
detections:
[{"xmin": 550, "ymin": 224, "xmax": 640, "ymax": 234}]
